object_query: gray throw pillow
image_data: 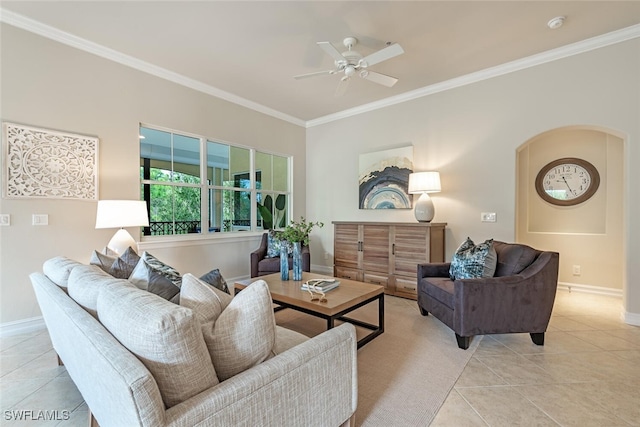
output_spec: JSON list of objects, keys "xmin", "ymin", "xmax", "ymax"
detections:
[
  {"xmin": 199, "ymin": 269, "xmax": 229, "ymax": 294},
  {"xmin": 129, "ymin": 252, "xmax": 182, "ymax": 300},
  {"xmin": 106, "ymin": 247, "xmax": 140, "ymax": 279},
  {"xmin": 449, "ymin": 237, "xmax": 497, "ymax": 280}
]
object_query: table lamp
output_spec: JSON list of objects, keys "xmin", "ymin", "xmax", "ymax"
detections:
[
  {"xmin": 408, "ymin": 171, "xmax": 441, "ymax": 222},
  {"xmin": 95, "ymin": 200, "xmax": 149, "ymax": 254}
]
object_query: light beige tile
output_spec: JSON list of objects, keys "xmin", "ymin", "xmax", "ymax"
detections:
[
  {"xmin": 454, "ymin": 357, "xmax": 508, "ymax": 388},
  {"xmin": 547, "ymin": 316, "xmax": 597, "ymax": 332},
  {"xmin": 9, "ymin": 375, "xmax": 84, "ymax": 413},
  {"xmin": 0, "ymin": 377, "xmax": 52, "ymax": 409},
  {"xmin": 457, "ymin": 386, "xmax": 559, "ymax": 426},
  {"xmin": 1, "ymin": 350, "xmax": 65, "ymax": 381},
  {"xmin": 1, "ymin": 353, "xmax": 43, "ymax": 376},
  {"xmin": 473, "ymin": 336, "xmax": 517, "ymax": 357},
  {"xmin": 431, "ymin": 390, "xmax": 489, "ymax": 427},
  {"xmin": 474, "ymin": 353, "xmax": 557, "ymax": 385},
  {"xmin": 54, "ymin": 402, "xmax": 89, "ymax": 427},
  {"xmin": 524, "ymin": 352, "xmax": 616, "ymax": 383},
  {"xmin": 515, "ymin": 383, "xmax": 630, "ymax": 427},
  {"xmin": 567, "ymin": 330, "xmax": 640, "ymax": 351}
]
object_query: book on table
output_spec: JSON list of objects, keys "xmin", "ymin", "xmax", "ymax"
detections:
[{"xmin": 301, "ymin": 278, "xmax": 340, "ymax": 292}]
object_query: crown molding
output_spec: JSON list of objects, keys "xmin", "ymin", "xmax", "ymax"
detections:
[
  {"xmin": 2, "ymin": 8, "xmax": 638, "ymax": 129},
  {"xmin": 0, "ymin": 8, "xmax": 306, "ymax": 128},
  {"xmin": 306, "ymin": 23, "xmax": 640, "ymax": 128}
]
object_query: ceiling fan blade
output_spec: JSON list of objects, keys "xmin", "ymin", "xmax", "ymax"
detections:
[
  {"xmin": 334, "ymin": 77, "xmax": 350, "ymax": 97},
  {"xmin": 360, "ymin": 43, "xmax": 404, "ymax": 67},
  {"xmin": 318, "ymin": 41, "xmax": 346, "ymax": 63},
  {"xmin": 360, "ymin": 70, "xmax": 398, "ymax": 87},
  {"xmin": 294, "ymin": 70, "xmax": 335, "ymax": 80}
]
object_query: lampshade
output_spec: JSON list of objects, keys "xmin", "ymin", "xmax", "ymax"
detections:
[
  {"xmin": 96, "ymin": 200, "xmax": 149, "ymax": 255},
  {"xmin": 408, "ymin": 171, "xmax": 441, "ymax": 194},
  {"xmin": 96, "ymin": 200, "xmax": 149, "ymax": 229},
  {"xmin": 408, "ymin": 172, "xmax": 441, "ymax": 223}
]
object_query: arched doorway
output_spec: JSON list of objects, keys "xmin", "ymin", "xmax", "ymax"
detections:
[{"xmin": 516, "ymin": 127, "xmax": 624, "ymax": 296}]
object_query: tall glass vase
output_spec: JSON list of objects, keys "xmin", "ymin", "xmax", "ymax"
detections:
[
  {"xmin": 292, "ymin": 241, "xmax": 303, "ymax": 281},
  {"xmin": 279, "ymin": 245, "xmax": 289, "ymax": 281}
]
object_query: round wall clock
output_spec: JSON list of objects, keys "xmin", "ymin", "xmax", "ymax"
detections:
[{"xmin": 535, "ymin": 157, "xmax": 600, "ymax": 206}]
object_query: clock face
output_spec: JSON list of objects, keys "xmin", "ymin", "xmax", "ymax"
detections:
[{"xmin": 535, "ymin": 158, "xmax": 600, "ymax": 206}]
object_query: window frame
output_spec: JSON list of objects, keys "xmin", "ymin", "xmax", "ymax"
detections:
[{"xmin": 139, "ymin": 123, "xmax": 292, "ymax": 241}]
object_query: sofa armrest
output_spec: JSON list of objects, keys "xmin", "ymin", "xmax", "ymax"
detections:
[
  {"xmin": 454, "ymin": 252, "xmax": 559, "ymax": 337},
  {"xmin": 418, "ymin": 263, "xmax": 451, "ymax": 280},
  {"xmin": 165, "ymin": 323, "xmax": 358, "ymax": 427}
]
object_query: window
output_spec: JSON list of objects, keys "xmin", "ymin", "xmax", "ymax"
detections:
[{"xmin": 140, "ymin": 125, "xmax": 290, "ymax": 236}]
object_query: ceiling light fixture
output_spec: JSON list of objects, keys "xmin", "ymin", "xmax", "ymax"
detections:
[{"xmin": 547, "ymin": 16, "xmax": 566, "ymax": 30}]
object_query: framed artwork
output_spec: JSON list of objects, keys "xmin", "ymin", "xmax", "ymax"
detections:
[
  {"xmin": 2, "ymin": 122, "xmax": 99, "ymax": 200},
  {"xmin": 359, "ymin": 146, "xmax": 413, "ymax": 209}
]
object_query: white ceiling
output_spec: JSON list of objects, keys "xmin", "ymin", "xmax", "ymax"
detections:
[{"xmin": 2, "ymin": 1, "xmax": 639, "ymax": 126}]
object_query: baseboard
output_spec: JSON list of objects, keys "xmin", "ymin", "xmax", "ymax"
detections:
[
  {"xmin": 557, "ymin": 282, "xmax": 623, "ymax": 298},
  {"xmin": 0, "ymin": 316, "xmax": 46, "ymax": 337},
  {"xmin": 623, "ymin": 310, "xmax": 640, "ymax": 326}
]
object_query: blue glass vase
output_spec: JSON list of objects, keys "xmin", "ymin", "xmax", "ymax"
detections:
[
  {"xmin": 292, "ymin": 241, "xmax": 303, "ymax": 281},
  {"xmin": 280, "ymin": 245, "xmax": 289, "ymax": 281}
]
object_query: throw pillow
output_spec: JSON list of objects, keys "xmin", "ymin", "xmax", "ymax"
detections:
[
  {"xmin": 199, "ymin": 268, "xmax": 230, "ymax": 294},
  {"xmin": 180, "ymin": 276, "xmax": 275, "ymax": 381},
  {"xmin": 97, "ymin": 280, "xmax": 218, "ymax": 408},
  {"xmin": 266, "ymin": 230, "xmax": 291, "ymax": 258},
  {"xmin": 129, "ymin": 252, "xmax": 182, "ymax": 299},
  {"xmin": 107, "ymin": 247, "xmax": 140, "ymax": 279},
  {"xmin": 449, "ymin": 237, "xmax": 497, "ymax": 280},
  {"xmin": 89, "ymin": 250, "xmax": 117, "ymax": 273}
]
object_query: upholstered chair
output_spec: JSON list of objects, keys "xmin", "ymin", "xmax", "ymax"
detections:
[
  {"xmin": 417, "ymin": 241, "xmax": 559, "ymax": 349},
  {"xmin": 250, "ymin": 232, "xmax": 310, "ymax": 278}
]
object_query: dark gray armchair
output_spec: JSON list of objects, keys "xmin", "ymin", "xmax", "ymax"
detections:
[
  {"xmin": 417, "ymin": 241, "xmax": 559, "ymax": 349},
  {"xmin": 250, "ymin": 232, "xmax": 311, "ymax": 278}
]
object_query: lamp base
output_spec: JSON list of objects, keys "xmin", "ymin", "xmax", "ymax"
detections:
[
  {"xmin": 107, "ymin": 228, "xmax": 137, "ymax": 255},
  {"xmin": 414, "ymin": 192, "xmax": 435, "ymax": 222}
]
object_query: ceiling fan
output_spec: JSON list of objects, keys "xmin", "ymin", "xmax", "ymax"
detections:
[{"xmin": 294, "ymin": 36, "xmax": 404, "ymax": 96}]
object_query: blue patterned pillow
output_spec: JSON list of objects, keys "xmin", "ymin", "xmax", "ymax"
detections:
[
  {"xmin": 449, "ymin": 238, "xmax": 497, "ymax": 280},
  {"xmin": 266, "ymin": 230, "xmax": 292, "ymax": 258}
]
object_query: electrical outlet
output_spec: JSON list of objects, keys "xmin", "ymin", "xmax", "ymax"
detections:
[
  {"xmin": 573, "ymin": 265, "xmax": 581, "ymax": 276},
  {"xmin": 481, "ymin": 212, "xmax": 496, "ymax": 222},
  {"xmin": 0, "ymin": 214, "xmax": 10, "ymax": 226},
  {"xmin": 32, "ymin": 214, "xmax": 49, "ymax": 225}
]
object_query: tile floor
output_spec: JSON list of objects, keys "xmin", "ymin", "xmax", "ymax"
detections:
[{"xmin": 1, "ymin": 290, "xmax": 638, "ymax": 426}]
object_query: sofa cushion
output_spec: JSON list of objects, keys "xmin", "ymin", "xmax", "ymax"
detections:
[
  {"xmin": 67, "ymin": 265, "xmax": 132, "ymax": 318},
  {"xmin": 129, "ymin": 252, "xmax": 182, "ymax": 299},
  {"xmin": 494, "ymin": 242, "xmax": 539, "ymax": 276},
  {"xmin": 271, "ymin": 326, "xmax": 309, "ymax": 357},
  {"xmin": 419, "ymin": 277, "xmax": 455, "ymax": 309},
  {"xmin": 43, "ymin": 256, "xmax": 84, "ymax": 289},
  {"xmin": 180, "ymin": 275, "xmax": 275, "ymax": 381},
  {"xmin": 449, "ymin": 238, "xmax": 497, "ymax": 280},
  {"xmin": 97, "ymin": 280, "xmax": 218, "ymax": 408},
  {"xmin": 258, "ymin": 257, "xmax": 286, "ymax": 274}
]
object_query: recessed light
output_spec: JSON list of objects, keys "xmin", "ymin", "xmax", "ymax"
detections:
[{"xmin": 548, "ymin": 16, "xmax": 565, "ymax": 30}]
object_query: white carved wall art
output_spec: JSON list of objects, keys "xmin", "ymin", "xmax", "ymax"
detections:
[{"xmin": 2, "ymin": 122, "xmax": 98, "ymax": 200}]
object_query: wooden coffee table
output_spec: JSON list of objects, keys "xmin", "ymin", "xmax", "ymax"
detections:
[{"xmin": 234, "ymin": 272, "xmax": 384, "ymax": 348}]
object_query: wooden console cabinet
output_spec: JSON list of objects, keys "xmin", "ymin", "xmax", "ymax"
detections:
[{"xmin": 333, "ymin": 221, "xmax": 446, "ymax": 300}]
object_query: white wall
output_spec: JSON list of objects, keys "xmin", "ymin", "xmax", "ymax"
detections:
[
  {"xmin": 306, "ymin": 39, "xmax": 640, "ymax": 322},
  {"xmin": 0, "ymin": 25, "xmax": 306, "ymax": 325}
]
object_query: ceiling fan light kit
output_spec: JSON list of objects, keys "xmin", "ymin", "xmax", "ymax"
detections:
[{"xmin": 294, "ymin": 36, "xmax": 404, "ymax": 96}]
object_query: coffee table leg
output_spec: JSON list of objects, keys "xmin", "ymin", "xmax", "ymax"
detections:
[{"xmin": 327, "ymin": 317, "xmax": 335, "ymax": 329}]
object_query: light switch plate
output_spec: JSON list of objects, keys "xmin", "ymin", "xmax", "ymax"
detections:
[
  {"xmin": 32, "ymin": 214, "xmax": 49, "ymax": 225},
  {"xmin": 481, "ymin": 212, "xmax": 497, "ymax": 222},
  {"xmin": 0, "ymin": 214, "xmax": 10, "ymax": 226}
]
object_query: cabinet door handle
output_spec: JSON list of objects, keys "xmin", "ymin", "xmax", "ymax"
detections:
[{"xmin": 392, "ymin": 243, "xmax": 395, "ymax": 255}]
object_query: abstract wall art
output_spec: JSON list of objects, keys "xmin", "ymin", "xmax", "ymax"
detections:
[
  {"xmin": 2, "ymin": 122, "xmax": 99, "ymax": 200},
  {"xmin": 359, "ymin": 146, "xmax": 413, "ymax": 209}
]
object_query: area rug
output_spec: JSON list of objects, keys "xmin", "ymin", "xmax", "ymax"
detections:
[{"xmin": 275, "ymin": 294, "xmax": 482, "ymax": 426}]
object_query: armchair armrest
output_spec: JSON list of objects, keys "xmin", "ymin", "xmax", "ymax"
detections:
[
  {"xmin": 418, "ymin": 263, "xmax": 451, "ymax": 280},
  {"xmin": 250, "ymin": 233, "xmax": 269, "ymax": 278},
  {"xmin": 454, "ymin": 251, "xmax": 559, "ymax": 337}
]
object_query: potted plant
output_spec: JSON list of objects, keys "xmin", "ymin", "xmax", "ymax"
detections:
[{"xmin": 280, "ymin": 217, "xmax": 324, "ymax": 280}]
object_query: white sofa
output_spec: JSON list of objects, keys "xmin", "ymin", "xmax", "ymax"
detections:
[{"xmin": 30, "ymin": 257, "xmax": 358, "ymax": 427}]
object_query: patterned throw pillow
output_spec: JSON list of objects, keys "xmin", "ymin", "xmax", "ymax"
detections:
[
  {"xmin": 199, "ymin": 269, "xmax": 230, "ymax": 294},
  {"xmin": 266, "ymin": 230, "xmax": 292, "ymax": 258},
  {"xmin": 449, "ymin": 237, "xmax": 497, "ymax": 280},
  {"xmin": 129, "ymin": 252, "xmax": 182, "ymax": 301}
]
